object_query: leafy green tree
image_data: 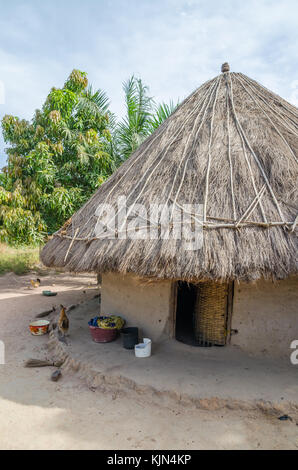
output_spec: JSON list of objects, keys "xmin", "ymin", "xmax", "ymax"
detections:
[
  {"xmin": 0, "ymin": 71, "xmax": 177, "ymax": 246},
  {"xmin": 1, "ymin": 69, "xmax": 115, "ymax": 244},
  {"xmin": 115, "ymin": 76, "xmax": 178, "ymax": 161}
]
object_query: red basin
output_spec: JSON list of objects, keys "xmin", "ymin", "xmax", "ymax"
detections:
[{"xmin": 89, "ymin": 325, "xmax": 118, "ymax": 343}]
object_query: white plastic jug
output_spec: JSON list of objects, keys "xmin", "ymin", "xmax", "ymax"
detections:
[{"xmin": 135, "ymin": 338, "xmax": 152, "ymax": 358}]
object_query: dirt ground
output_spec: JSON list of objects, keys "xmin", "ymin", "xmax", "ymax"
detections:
[{"xmin": 0, "ymin": 271, "xmax": 297, "ymax": 450}]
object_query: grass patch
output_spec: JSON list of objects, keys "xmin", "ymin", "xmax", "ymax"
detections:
[{"xmin": 0, "ymin": 243, "xmax": 40, "ymax": 275}]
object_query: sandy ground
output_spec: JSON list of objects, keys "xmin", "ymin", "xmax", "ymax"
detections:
[{"xmin": 0, "ymin": 271, "xmax": 297, "ymax": 450}]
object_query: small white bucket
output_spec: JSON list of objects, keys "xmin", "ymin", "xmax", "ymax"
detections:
[{"xmin": 135, "ymin": 338, "xmax": 152, "ymax": 358}]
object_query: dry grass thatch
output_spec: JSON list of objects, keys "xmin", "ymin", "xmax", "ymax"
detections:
[{"xmin": 41, "ymin": 66, "xmax": 298, "ymax": 282}]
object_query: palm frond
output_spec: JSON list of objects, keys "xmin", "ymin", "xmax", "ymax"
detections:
[
  {"xmin": 77, "ymin": 86, "xmax": 110, "ymax": 117},
  {"xmin": 148, "ymin": 100, "xmax": 179, "ymax": 132},
  {"xmin": 116, "ymin": 76, "xmax": 155, "ymax": 159}
]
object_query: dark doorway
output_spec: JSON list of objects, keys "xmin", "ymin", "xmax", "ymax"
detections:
[
  {"xmin": 175, "ymin": 281, "xmax": 233, "ymax": 347},
  {"xmin": 175, "ymin": 281, "xmax": 198, "ymax": 346}
]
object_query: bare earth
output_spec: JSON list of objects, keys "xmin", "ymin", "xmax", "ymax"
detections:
[{"xmin": 0, "ymin": 271, "xmax": 297, "ymax": 450}]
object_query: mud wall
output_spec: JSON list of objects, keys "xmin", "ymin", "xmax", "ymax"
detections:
[
  {"xmin": 101, "ymin": 272, "xmax": 174, "ymax": 341},
  {"xmin": 231, "ymin": 277, "xmax": 298, "ymax": 359},
  {"xmin": 102, "ymin": 273, "xmax": 297, "ymax": 358}
]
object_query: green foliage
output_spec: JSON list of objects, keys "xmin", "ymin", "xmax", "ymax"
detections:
[
  {"xmin": 0, "ymin": 70, "xmax": 177, "ymax": 246},
  {"xmin": 115, "ymin": 76, "xmax": 178, "ymax": 161},
  {"xmin": 116, "ymin": 76, "xmax": 153, "ymax": 159},
  {"xmin": 148, "ymin": 101, "xmax": 179, "ymax": 132},
  {"xmin": 1, "ymin": 69, "xmax": 115, "ymax": 244}
]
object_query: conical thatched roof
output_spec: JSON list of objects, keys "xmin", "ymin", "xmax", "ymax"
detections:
[{"xmin": 41, "ymin": 64, "xmax": 298, "ymax": 281}]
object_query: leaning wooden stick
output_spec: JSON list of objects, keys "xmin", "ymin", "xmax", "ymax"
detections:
[{"xmin": 24, "ymin": 358, "xmax": 64, "ymax": 368}]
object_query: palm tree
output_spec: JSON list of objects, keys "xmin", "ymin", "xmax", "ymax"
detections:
[
  {"xmin": 115, "ymin": 76, "xmax": 178, "ymax": 161},
  {"xmin": 115, "ymin": 76, "xmax": 153, "ymax": 160}
]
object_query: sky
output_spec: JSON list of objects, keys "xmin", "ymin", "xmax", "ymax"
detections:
[{"xmin": 0, "ymin": 0, "xmax": 298, "ymax": 167}]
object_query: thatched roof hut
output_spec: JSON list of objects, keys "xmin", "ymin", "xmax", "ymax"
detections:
[
  {"xmin": 41, "ymin": 63, "xmax": 297, "ymax": 283},
  {"xmin": 41, "ymin": 63, "xmax": 297, "ymax": 356}
]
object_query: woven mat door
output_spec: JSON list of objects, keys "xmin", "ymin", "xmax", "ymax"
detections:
[{"xmin": 194, "ymin": 282, "xmax": 232, "ymax": 346}]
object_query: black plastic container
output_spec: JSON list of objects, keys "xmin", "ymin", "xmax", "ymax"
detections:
[{"xmin": 122, "ymin": 327, "xmax": 139, "ymax": 350}]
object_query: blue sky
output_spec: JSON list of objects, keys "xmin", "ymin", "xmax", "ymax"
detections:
[{"xmin": 0, "ymin": 0, "xmax": 298, "ymax": 167}]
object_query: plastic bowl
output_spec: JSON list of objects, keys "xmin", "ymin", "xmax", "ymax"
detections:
[
  {"xmin": 29, "ymin": 319, "xmax": 50, "ymax": 336},
  {"xmin": 42, "ymin": 290, "xmax": 57, "ymax": 296}
]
